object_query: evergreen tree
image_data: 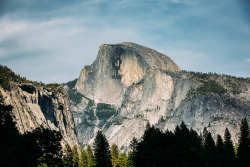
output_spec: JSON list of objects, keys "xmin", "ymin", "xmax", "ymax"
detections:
[
  {"xmin": 110, "ymin": 143, "xmax": 119, "ymax": 167},
  {"xmin": 126, "ymin": 152, "xmax": 134, "ymax": 167},
  {"xmin": 237, "ymin": 118, "xmax": 250, "ymax": 167},
  {"xmin": 72, "ymin": 145, "xmax": 79, "ymax": 167},
  {"xmin": 93, "ymin": 131, "xmax": 112, "ymax": 167},
  {"xmin": 24, "ymin": 126, "xmax": 63, "ymax": 167},
  {"xmin": 202, "ymin": 127, "xmax": 208, "ymax": 144},
  {"xmin": 78, "ymin": 147, "xmax": 88, "ymax": 167},
  {"xmin": 117, "ymin": 153, "xmax": 127, "ymax": 167},
  {"xmin": 0, "ymin": 104, "xmax": 22, "ymax": 166},
  {"xmin": 174, "ymin": 125, "xmax": 181, "ymax": 137},
  {"xmin": 63, "ymin": 143, "xmax": 73, "ymax": 167},
  {"xmin": 129, "ymin": 137, "xmax": 138, "ymax": 154},
  {"xmin": 86, "ymin": 145, "xmax": 95, "ymax": 167},
  {"xmin": 0, "ymin": 103, "xmax": 63, "ymax": 167},
  {"xmin": 180, "ymin": 121, "xmax": 189, "ymax": 137},
  {"xmin": 224, "ymin": 128, "xmax": 235, "ymax": 167},
  {"xmin": 189, "ymin": 128, "xmax": 203, "ymax": 150},
  {"xmin": 216, "ymin": 134, "xmax": 224, "ymax": 167},
  {"xmin": 128, "ymin": 137, "xmax": 138, "ymax": 167},
  {"xmin": 203, "ymin": 132, "xmax": 217, "ymax": 166}
]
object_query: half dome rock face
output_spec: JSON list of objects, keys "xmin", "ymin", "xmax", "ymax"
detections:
[
  {"xmin": 72, "ymin": 42, "xmax": 250, "ymax": 151},
  {"xmin": 75, "ymin": 42, "xmax": 181, "ymax": 107}
]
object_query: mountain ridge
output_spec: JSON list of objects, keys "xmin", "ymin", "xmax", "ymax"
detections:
[
  {"xmin": 71, "ymin": 42, "xmax": 250, "ymax": 151},
  {"xmin": 0, "ymin": 65, "xmax": 79, "ymax": 147},
  {"xmin": 1, "ymin": 42, "xmax": 249, "ymax": 152}
]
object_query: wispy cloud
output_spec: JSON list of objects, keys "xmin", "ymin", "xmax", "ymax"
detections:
[
  {"xmin": 246, "ymin": 59, "xmax": 250, "ymax": 63},
  {"xmin": 0, "ymin": 0, "xmax": 250, "ymax": 83},
  {"xmin": 170, "ymin": 0, "xmax": 200, "ymax": 5}
]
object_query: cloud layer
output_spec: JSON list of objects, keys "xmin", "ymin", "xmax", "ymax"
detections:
[{"xmin": 0, "ymin": 0, "xmax": 249, "ymax": 83}]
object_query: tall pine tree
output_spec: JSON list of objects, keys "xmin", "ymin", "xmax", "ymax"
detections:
[
  {"xmin": 72, "ymin": 145, "xmax": 79, "ymax": 167},
  {"xmin": 216, "ymin": 134, "xmax": 224, "ymax": 167},
  {"xmin": 86, "ymin": 145, "xmax": 95, "ymax": 167},
  {"xmin": 0, "ymin": 104, "xmax": 22, "ymax": 166},
  {"xmin": 223, "ymin": 128, "xmax": 235, "ymax": 167},
  {"xmin": 203, "ymin": 132, "xmax": 217, "ymax": 166},
  {"xmin": 93, "ymin": 131, "xmax": 112, "ymax": 167},
  {"xmin": 117, "ymin": 153, "xmax": 127, "ymax": 167},
  {"xmin": 63, "ymin": 143, "xmax": 73, "ymax": 167},
  {"xmin": 78, "ymin": 147, "xmax": 88, "ymax": 167},
  {"xmin": 110, "ymin": 143, "xmax": 119, "ymax": 167},
  {"xmin": 237, "ymin": 118, "xmax": 249, "ymax": 167}
]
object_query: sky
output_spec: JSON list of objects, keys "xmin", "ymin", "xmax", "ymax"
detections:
[{"xmin": 0, "ymin": 0, "xmax": 250, "ymax": 83}]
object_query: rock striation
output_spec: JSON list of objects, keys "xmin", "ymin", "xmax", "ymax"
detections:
[
  {"xmin": 0, "ymin": 82, "xmax": 79, "ymax": 147},
  {"xmin": 71, "ymin": 42, "xmax": 250, "ymax": 151}
]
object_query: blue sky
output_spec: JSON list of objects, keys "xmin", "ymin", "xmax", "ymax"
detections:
[{"xmin": 0, "ymin": 0, "xmax": 249, "ymax": 83}]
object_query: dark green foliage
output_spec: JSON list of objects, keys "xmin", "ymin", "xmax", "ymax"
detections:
[
  {"xmin": 216, "ymin": 134, "xmax": 224, "ymax": 167},
  {"xmin": 96, "ymin": 103, "xmax": 116, "ymax": 120},
  {"xmin": 126, "ymin": 152, "xmax": 134, "ymax": 167},
  {"xmin": 197, "ymin": 80, "xmax": 227, "ymax": 95},
  {"xmin": 72, "ymin": 145, "xmax": 79, "ymax": 167},
  {"xmin": 133, "ymin": 123, "xmax": 206, "ymax": 167},
  {"xmin": 0, "ymin": 104, "xmax": 21, "ymax": 167},
  {"xmin": 63, "ymin": 143, "xmax": 73, "ymax": 167},
  {"xmin": 128, "ymin": 137, "xmax": 138, "ymax": 167},
  {"xmin": 67, "ymin": 89, "xmax": 84, "ymax": 105},
  {"xmin": 182, "ymin": 70, "xmax": 248, "ymax": 81},
  {"xmin": 0, "ymin": 65, "xmax": 68, "ymax": 96},
  {"xmin": 117, "ymin": 153, "xmax": 127, "ymax": 167},
  {"xmin": 203, "ymin": 132, "xmax": 217, "ymax": 166},
  {"xmin": 87, "ymin": 98, "xmax": 95, "ymax": 108},
  {"xmin": 78, "ymin": 147, "xmax": 88, "ymax": 167},
  {"xmin": 111, "ymin": 143, "xmax": 119, "ymax": 167},
  {"xmin": 93, "ymin": 131, "xmax": 112, "ymax": 167},
  {"xmin": 237, "ymin": 118, "xmax": 249, "ymax": 167},
  {"xmin": 23, "ymin": 126, "xmax": 63, "ymax": 167},
  {"xmin": 45, "ymin": 83, "xmax": 64, "ymax": 94},
  {"xmin": 87, "ymin": 145, "xmax": 96, "ymax": 167},
  {"xmin": 182, "ymin": 70, "xmax": 250, "ymax": 97},
  {"xmin": 0, "ymin": 65, "xmax": 29, "ymax": 89},
  {"xmin": 129, "ymin": 137, "xmax": 138, "ymax": 153},
  {"xmin": 0, "ymin": 103, "xmax": 63, "ymax": 167},
  {"xmin": 182, "ymin": 70, "xmax": 211, "ymax": 80},
  {"xmin": 96, "ymin": 103, "xmax": 115, "ymax": 112},
  {"xmin": 223, "ymin": 128, "xmax": 235, "ymax": 167}
]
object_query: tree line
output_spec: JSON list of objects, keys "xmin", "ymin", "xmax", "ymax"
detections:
[
  {"xmin": 63, "ymin": 119, "xmax": 249, "ymax": 167},
  {"xmin": 129, "ymin": 120, "xmax": 249, "ymax": 167},
  {"xmin": 0, "ymin": 104, "xmax": 63, "ymax": 166},
  {"xmin": 1, "ymin": 102, "xmax": 249, "ymax": 166},
  {"xmin": 182, "ymin": 70, "xmax": 249, "ymax": 80}
]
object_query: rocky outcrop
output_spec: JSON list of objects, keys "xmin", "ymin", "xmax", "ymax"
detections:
[
  {"xmin": 72, "ymin": 42, "xmax": 250, "ymax": 151},
  {"xmin": 75, "ymin": 42, "xmax": 181, "ymax": 107},
  {"xmin": 0, "ymin": 82, "xmax": 79, "ymax": 147}
]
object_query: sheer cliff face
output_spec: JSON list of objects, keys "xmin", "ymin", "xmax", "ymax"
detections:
[
  {"xmin": 73, "ymin": 42, "xmax": 250, "ymax": 151},
  {"xmin": 75, "ymin": 42, "xmax": 181, "ymax": 107},
  {"xmin": 0, "ymin": 83, "xmax": 78, "ymax": 147}
]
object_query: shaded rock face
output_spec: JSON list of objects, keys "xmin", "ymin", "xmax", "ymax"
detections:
[
  {"xmin": 72, "ymin": 42, "xmax": 250, "ymax": 151},
  {"xmin": 0, "ymin": 83, "xmax": 78, "ymax": 147}
]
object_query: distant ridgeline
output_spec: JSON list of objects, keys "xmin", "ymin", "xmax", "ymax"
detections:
[
  {"xmin": 0, "ymin": 64, "xmax": 64, "ymax": 93},
  {"xmin": 182, "ymin": 70, "xmax": 249, "ymax": 95}
]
